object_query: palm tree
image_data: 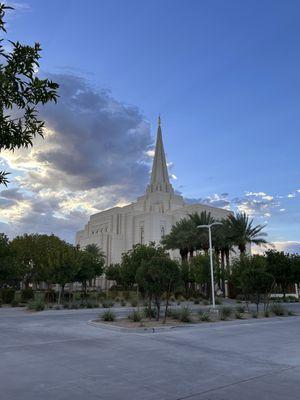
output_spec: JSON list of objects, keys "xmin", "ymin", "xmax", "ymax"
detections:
[
  {"xmin": 85, "ymin": 244, "xmax": 105, "ymax": 261},
  {"xmin": 226, "ymin": 212, "xmax": 268, "ymax": 255},
  {"xmin": 188, "ymin": 211, "xmax": 215, "ymax": 253},
  {"xmin": 162, "ymin": 218, "xmax": 195, "ymax": 261}
]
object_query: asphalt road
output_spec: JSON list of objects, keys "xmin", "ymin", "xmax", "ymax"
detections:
[{"xmin": 0, "ymin": 306, "xmax": 299, "ymax": 400}]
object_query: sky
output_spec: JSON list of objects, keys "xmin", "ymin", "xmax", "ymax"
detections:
[{"xmin": 0, "ymin": 0, "xmax": 300, "ymax": 253}]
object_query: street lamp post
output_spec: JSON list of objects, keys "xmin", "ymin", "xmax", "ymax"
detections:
[{"xmin": 197, "ymin": 222, "xmax": 222, "ymax": 309}]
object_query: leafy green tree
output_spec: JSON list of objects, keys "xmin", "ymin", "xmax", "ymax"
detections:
[
  {"xmin": 11, "ymin": 233, "xmax": 63, "ymax": 289},
  {"xmin": 266, "ymin": 250, "xmax": 294, "ymax": 298},
  {"xmin": 53, "ymin": 243, "xmax": 79, "ymax": 304},
  {"xmin": 291, "ymin": 254, "xmax": 300, "ymax": 286},
  {"xmin": 0, "ymin": 233, "xmax": 21, "ymax": 287},
  {"xmin": 227, "ymin": 212, "xmax": 268, "ymax": 255},
  {"xmin": 190, "ymin": 254, "xmax": 211, "ymax": 299},
  {"xmin": 0, "ymin": 3, "xmax": 59, "ymax": 185},
  {"xmin": 105, "ymin": 263, "xmax": 123, "ymax": 286},
  {"xmin": 76, "ymin": 245, "xmax": 105, "ymax": 298},
  {"xmin": 136, "ymin": 256, "xmax": 180, "ymax": 322},
  {"xmin": 179, "ymin": 261, "xmax": 194, "ymax": 298},
  {"xmin": 120, "ymin": 243, "xmax": 166, "ymax": 288},
  {"xmin": 232, "ymin": 255, "xmax": 274, "ymax": 312}
]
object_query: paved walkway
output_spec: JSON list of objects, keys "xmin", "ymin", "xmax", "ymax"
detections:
[{"xmin": 0, "ymin": 307, "xmax": 299, "ymax": 399}]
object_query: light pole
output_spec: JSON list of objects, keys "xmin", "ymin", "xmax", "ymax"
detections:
[{"xmin": 197, "ymin": 222, "xmax": 222, "ymax": 309}]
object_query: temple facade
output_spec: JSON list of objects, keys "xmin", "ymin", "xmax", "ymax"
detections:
[{"xmin": 76, "ymin": 118, "xmax": 231, "ymax": 264}]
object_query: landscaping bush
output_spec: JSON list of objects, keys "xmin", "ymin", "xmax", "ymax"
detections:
[
  {"xmin": 252, "ymin": 312, "xmax": 258, "ymax": 318},
  {"xmin": 220, "ymin": 306, "xmax": 232, "ymax": 321},
  {"xmin": 199, "ymin": 311, "xmax": 210, "ymax": 322},
  {"xmin": 120, "ymin": 299, "xmax": 126, "ymax": 307},
  {"xmin": 180, "ymin": 307, "xmax": 192, "ymax": 323},
  {"xmin": 235, "ymin": 311, "xmax": 243, "ymax": 319},
  {"xmin": 1, "ymin": 288, "xmax": 15, "ymax": 304},
  {"xmin": 130, "ymin": 298, "xmax": 138, "ymax": 307},
  {"xmin": 143, "ymin": 306, "xmax": 157, "ymax": 319},
  {"xmin": 194, "ymin": 298, "xmax": 200, "ymax": 304},
  {"xmin": 27, "ymin": 299, "xmax": 45, "ymax": 311},
  {"xmin": 215, "ymin": 297, "xmax": 223, "ymax": 305},
  {"xmin": 128, "ymin": 311, "xmax": 143, "ymax": 322},
  {"xmin": 202, "ymin": 300, "xmax": 209, "ymax": 306},
  {"xmin": 11, "ymin": 299, "xmax": 19, "ymax": 307},
  {"xmin": 236, "ymin": 305, "xmax": 245, "ymax": 313},
  {"xmin": 101, "ymin": 310, "xmax": 116, "ymax": 322},
  {"xmin": 270, "ymin": 304, "xmax": 285, "ymax": 316},
  {"xmin": 166, "ymin": 308, "xmax": 180, "ymax": 320},
  {"xmin": 288, "ymin": 310, "xmax": 296, "ymax": 316},
  {"xmin": 102, "ymin": 300, "xmax": 114, "ymax": 308},
  {"xmin": 264, "ymin": 311, "xmax": 270, "ymax": 318},
  {"xmin": 21, "ymin": 288, "xmax": 34, "ymax": 302}
]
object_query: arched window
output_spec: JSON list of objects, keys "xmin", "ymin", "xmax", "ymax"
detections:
[{"xmin": 160, "ymin": 226, "xmax": 165, "ymax": 238}]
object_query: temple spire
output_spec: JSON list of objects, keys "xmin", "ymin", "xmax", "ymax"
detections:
[{"xmin": 147, "ymin": 116, "xmax": 174, "ymax": 194}]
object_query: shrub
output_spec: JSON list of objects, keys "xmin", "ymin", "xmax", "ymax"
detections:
[
  {"xmin": 236, "ymin": 305, "xmax": 245, "ymax": 313},
  {"xmin": 180, "ymin": 307, "xmax": 192, "ymax": 323},
  {"xmin": 102, "ymin": 300, "xmax": 114, "ymax": 308},
  {"xmin": 130, "ymin": 299, "xmax": 138, "ymax": 307},
  {"xmin": 144, "ymin": 306, "xmax": 157, "ymax": 319},
  {"xmin": 264, "ymin": 311, "xmax": 270, "ymax": 318},
  {"xmin": 220, "ymin": 306, "xmax": 232, "ymax": 321},
  {"xmin": 199, "ymin": 311, "xmax": 210, "ymax": 322},
  {"xmin": 235, "ymin": 311, "xmax": 243, "ymax": 319},
  {"xmin": 86, "ymin": 302, "xmax": 95, "ymax": 309},
  {"xmin": 120, "ymin": 299, "xmax": 126, "ymax": 307},
  {"xmin": 169, "ymin": 309, "xmax": 180, "ymax": 320},
  {"xmin": 270, "ymin": 304, "xmax": 285, "ymax": 316},
  {"xmin": 252, "ymin": 312, "xmax": 258, "ymax": 318},
  {"xmin": 21, "ymin": 288, "xmax": 34, "ymax": 302},
  {"xmin": 215, "ymin": 297, "xmax": 223, "ymax": 305},
  {"xmin": 194, "ymin": 298, "xmax": 200, "ymax": 304},
  {"xmin": 11, "ymin": 299, "xmax": 19, "ymax": 307},
  {"xmin": 101, "ymin": 310, "xmax": 116, "ymax": 322},
  {"xmin": 288, "ymin": 310, "xmax": 296, "ymax": 316},
  {"xmin": 202, "ymin": 300, "xmax": 209, "ymax": 306},
  {"xmin": 27, "ymin": 300, "xmax": 45, "ymax": 311},
  {"xmin": 1, "ymin": 288, "xmax": 15, "ymax": 304},
  {"xmin": 0, "ymin": 299, "xmax": 2, "ymax": 307},
  {"xmin": 128, "ymin": 311, "xmax": 143, "ymax": 322}
]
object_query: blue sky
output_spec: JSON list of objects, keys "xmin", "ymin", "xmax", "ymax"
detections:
[{"xmin": 1, "ymin": 0, "xmax": 300, "ymax": 251}]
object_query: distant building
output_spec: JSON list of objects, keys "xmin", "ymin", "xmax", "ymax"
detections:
[{"xmin": 76, "ymin": 117, "xmax": 231, "ymax": 264}]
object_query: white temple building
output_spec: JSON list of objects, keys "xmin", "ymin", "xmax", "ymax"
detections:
[{"xmin": 76, "ymin": 118, "xmax": 231, "ymax": 264}]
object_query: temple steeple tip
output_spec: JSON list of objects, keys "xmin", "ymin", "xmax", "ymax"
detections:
[{"xmin": 146, "ymin": 117, "xmax": 174, "ymax": 194}]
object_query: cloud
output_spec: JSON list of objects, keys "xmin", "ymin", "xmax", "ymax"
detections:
[
  {"xmin": 0, "ymin": 74, "xmax": 153, "ymax": 242},
  {"xmin": 252, "ymin": 241, "xmax": 300, "ymax": 255},
  {"xmin": 184, "ymin": 193, "xmax": 231, "ymax": 209}
]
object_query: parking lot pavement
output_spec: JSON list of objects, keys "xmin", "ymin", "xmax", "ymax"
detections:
[{"xmin": 0, "ymin": 307, "xmax": 299, "ymax": 400}]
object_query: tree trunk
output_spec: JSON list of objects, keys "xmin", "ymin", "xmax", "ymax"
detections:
[
  {"xmin": 156, "ymin": 298, "xmax": 160, "ymax": 321},
  {"xmin": 221, "ymin": 250, "xmax": 225, "ymax": 296},
  {"xmin": 148, "ymin": 295, "xmax": 152, "ymax": 320},
  {"xmin": 164, "ymin": 283, "xmax": 171, "ymax": 323},
  {"xmin": 58, "ymin": 283, "xmax": 65, "ymax": 304}
]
